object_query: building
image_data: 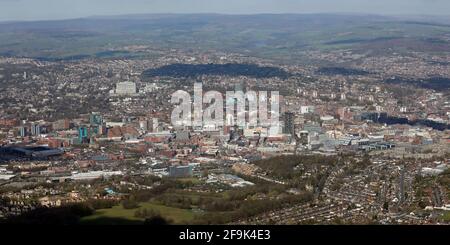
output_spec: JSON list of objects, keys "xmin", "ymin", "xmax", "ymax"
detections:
[
  {"xmin": 78, "ymin": 127, "xmax": 89, "ymax": 143},
  {"xmin": 31, "ymin": 123, "xmax": 41, "ymax": 136},
  {"xmin": 90, "ymin": 112, "xmax": 103, "ymax": 126},
  {"xmin": 300, "ymin": 106, "xmax": 315, "ymax": 114},
  {"xmin": 303, "ymin": 123, "xmax": 322, "ymax": 134},
  {"xmin": 19, "ymin": 126, "xmax": 27, "ymax": 137},
  {"xmin": 0, "ymin": 146, "xmax": 64, "ymax": 160},
  {"xmin": 0, "ymin": 118, "xmax": 18, "ymax": 127},
  {"xmin": 299, "ymin": 131, "xmax": 310, "ymax": 146},
  {"xmin": 283, "ymin": 112, "xmax": 295, "ymax": 136},
  {"xmin": 53, "ymin": 119, "xmax": 70, "ymax": 131},
  {"xmin": 70, "ymin": 171, "xmax": 123, "ymax": 181},
  {"xmin": 152, "ymin": 118, "xmax": 159, "ymax": 132},
  {"xmin": 169, "ymin": 165, "xmax": 193, "ymax": 178},
  {"xmin": 139, "ymin": 120, "xmax": 149, "ymax": 131},
  {"xmin": 175, "ymin": 131, "xmax": 190, "ymax": 142}
]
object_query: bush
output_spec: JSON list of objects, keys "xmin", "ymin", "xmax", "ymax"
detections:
[
  {"xmin": 88, "ymin": 199, "xmax": 118, "ymax": 210},
  {"xmin": 122, "ymin": 198, "xmax": 140, "ymax": 209},
  {"xmin": 134, "ymin": 208, "xmax": 160, "ymax": 219},
  {"xmin": 143, "ymin": 216, "xmax": 170, "ymax": 225}
]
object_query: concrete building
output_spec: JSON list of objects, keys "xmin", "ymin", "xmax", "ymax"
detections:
[{"xmin": 169, "ymin": 165, "xmax": 193, "ymax": 178}]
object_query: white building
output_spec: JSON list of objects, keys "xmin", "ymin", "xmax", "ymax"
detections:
[{"xmin": 300, "ymin": 106, "xmax": 315, "ymax": 114}]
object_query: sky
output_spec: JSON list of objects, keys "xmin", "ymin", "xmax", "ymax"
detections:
[{"xmin": 0, "ymin": 0, "xmax": 449, "ymax": 21}]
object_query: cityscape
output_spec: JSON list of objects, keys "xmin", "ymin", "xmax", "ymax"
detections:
[{"xmin": 0, "ymin": 1, "xmax": 449, "ymax": 227}]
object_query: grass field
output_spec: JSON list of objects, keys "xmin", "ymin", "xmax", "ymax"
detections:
[
  {"xmin": 442, "ymin": 211, "xmax": 450, "ymax": 222},
  {"xmin": 81, "ymin": 202, "xmax": 196, "ymax": 225},
  {"xmin": 176, "ymin": 178, "xmax": 202, "ymax": 184}
]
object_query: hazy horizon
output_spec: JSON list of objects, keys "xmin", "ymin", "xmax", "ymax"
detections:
[{"xmin": 1, "ymin": 0, "xmax": 450, "ymax": 22}]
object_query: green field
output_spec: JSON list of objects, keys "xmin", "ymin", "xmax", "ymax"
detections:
[
  {"xmin": 81, "ymin": 202, "xmax": 196, "ymax": 225},
  {"xmin": 176, "ymin": 178, "xmax": 202, "ymax": 185},
  {"xmin": 442, "ymin": 211, "xmax": 450, "ymax": 222}
]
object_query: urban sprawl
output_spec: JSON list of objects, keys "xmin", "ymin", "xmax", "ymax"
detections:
[{"xmin": 0, "ymin": 49, "xmax": 449, "ymax": 224}]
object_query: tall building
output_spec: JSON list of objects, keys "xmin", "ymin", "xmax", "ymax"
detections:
[
  {"xmin": 299, "ymin": 131, "xmax": 310, "ymax": 146},
  {"xmin": 139, "ymin": 119, "xmax": 149, "ymax": 131},
  {"xmin": 19, "ymin": 126, "xmax": 27, "ymax": 137},
  {"xmin": 152, "ymin": 118, "xmax": 159, "ymax": 132},
  {"xmin": 90, "ymin": 112, "xmax": 103, "ymax": 126},
  {"xmin": 283, "ymin": 112, "xmax": 295, "ymax": 136},
  {"xmin": 31, "ymin": 123, "xmax": 41, "ymax": 136},
  {"xmin": 78, "ymin": 127, "xmax": 89, "ymax": 144}
]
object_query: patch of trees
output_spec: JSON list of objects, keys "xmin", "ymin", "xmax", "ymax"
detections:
[
  {"xmin": 318, "ymin": 67, "xmax": 370, "ymax": 76},
  {"xmin": 385, "ymin": 77, "xmax": 450, "ymax": 92},
  {"xmin": 134, "ymin": 208, "xmax": 172, "ymax": 225},
  {"xmin": 153, "ymin": 194, "xmax": 196, "ymax": 209},
  {"xmin": 122, "ymin": 196, "xmax": 140, "ymax": 209},
  {"xmin": 129, "ymin": 179, "xmax": 198, "ymax": 202},
  {"xmin": 143, "ymin": 216, "xmax": 170, "ymax": 225},
  {"xmin": 192, "ymin": 192, "xmax": 314, "ymax": 224},
  {"xmin": 1, "ymin": 204, "xmax": 93, "ymax": 225},
  {"xmin": 253, "ymin": 155, "xmax": 338, "ymax": 180},
  {"xmin": 142, "ymin": 63, "xmax": 291, "ymax": 79},
  {"xmin": 87, "ymin": 199, "xmax": 119, "ymax": 210}
]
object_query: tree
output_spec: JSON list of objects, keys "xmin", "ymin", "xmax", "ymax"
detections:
[
  {"xmin": 122, "ymin": 196, "xmax": 139, "ymax": 209},
  {"xmin": 143, "ymin": 216, "xmax": 170, "ymax": 225},
  {"xmin": 383, "ymin": 202, "xmax": 389, "ymax": 211}
]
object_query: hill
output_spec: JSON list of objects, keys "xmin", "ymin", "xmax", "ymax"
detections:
[{"xmin": 1, "ymin": 14, "xmax": 450, "ymax": 61}]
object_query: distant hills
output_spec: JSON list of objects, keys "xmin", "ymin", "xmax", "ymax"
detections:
[{"xmin": 1, "ymin": 13, "xmax": 450, "ymax": 61}]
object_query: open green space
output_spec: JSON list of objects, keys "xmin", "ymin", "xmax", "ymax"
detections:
[
  {"xmin": 442, "ymin": 211, "xmax": 450, "ymax": 222},
  {"xmin": 81, "ymin": 201, "xmax": 196, "ymax": 225}
]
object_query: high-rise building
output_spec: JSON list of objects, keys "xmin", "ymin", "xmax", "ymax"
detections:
[
  {"xmin": 152, "ymin": 118, "xmax": 159, "ymax": 132},
  {"xmin": 283, "ymin": 112, "xmax": 295, "ymax": 136},
  {"xmin": 90, "ymin": 112, "xmax": 103, "ymax": 126},
  {"xmin": 299, "ymin": 131, "xmax": 310, "ymax": 146},
  {"xmin": 139, "ymin": 120, "xmax": 149, "ymax": 131},
  {"xmin": 78, "ymin": 127, "xmax": 89, "ymax": 143},
  {"xmin": 19, "ymin": 126, "xmax": 27, "ymax": 137},
  {"xmin": 31, "ymin": 123, "xmax": 41, "ymax": 136},
  {"xmin": 98, "ymin": 125, "xmax": 107, "ymax": 135}
]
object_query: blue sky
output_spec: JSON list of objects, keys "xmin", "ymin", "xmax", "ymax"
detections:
[{"xmin": 0, "ymin": 0, "xmax": 449, "ymax": 21}]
